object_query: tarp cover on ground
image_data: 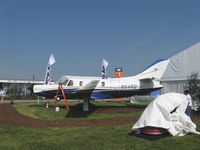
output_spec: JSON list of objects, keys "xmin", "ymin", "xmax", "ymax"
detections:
[{"xmin": 132, "ymin": 93, "xmax": 200, "ymax": 136}]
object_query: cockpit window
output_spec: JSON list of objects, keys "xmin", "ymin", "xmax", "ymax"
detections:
[
  {"xmin": 56, "ymin": 76, "xmax": 69, "ymax": 84},
  {"xmin": 68, "ymin": 80, "xmax": 73, "ymax": 86},
  {"xmin": 62, "ymin": 79, "xmax": 69, "ymax": 85}
]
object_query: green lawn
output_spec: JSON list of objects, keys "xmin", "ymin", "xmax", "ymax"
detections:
[
  {"xmin": 13, "ymin": 101, "xmax": 145, "ymax": 120},
  {"xmin": 0, "ymin": 122, "xmax": 200, "ymax": 150},
  {"xmin": 0, "ymin": 102, "xmax": 200, "ymax": 150}
]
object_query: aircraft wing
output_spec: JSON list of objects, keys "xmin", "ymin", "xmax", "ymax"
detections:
[
  {"xmin": 79, "ymin": 80, "xmax": 100, "ymax": 91},
  {"xmin": 74, "ymin": 80, "xmax": 100, "ymax": 99}
]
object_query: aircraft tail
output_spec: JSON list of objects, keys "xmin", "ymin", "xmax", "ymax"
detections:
[{"xmin": 139, "ymin": 59, "xmax": 169, "ymax": 80}]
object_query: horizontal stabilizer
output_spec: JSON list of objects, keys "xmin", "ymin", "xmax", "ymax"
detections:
[{"xmin": 139, "ymin": 77, "xmax": 155, "ymax": 81}]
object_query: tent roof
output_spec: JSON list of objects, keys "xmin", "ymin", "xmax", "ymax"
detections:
[{"xmin": 161, "ymin": 42, "xmax": 200, "ymax": 81}]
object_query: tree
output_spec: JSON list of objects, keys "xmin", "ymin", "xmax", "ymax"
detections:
[
  {"xmin": 7, "ymin": 85, "xmax": 18, "ymax": 99},
  {"xmin": 184, "ymin": 72, "xmax": 200, "ymax": 102},
  {"xmin": 27, "ymin": 84, "xmax": 34, "ymax": 98},
  {"xmin": 7, "ymin": 85, "xmax": 18, "ymax": 104}
]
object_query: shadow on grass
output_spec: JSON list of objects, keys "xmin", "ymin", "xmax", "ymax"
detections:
[
  {"xmin": 65, "ymin": 103, "xmax": 98, "ymax": 118},
  {"xmin": 65, "ymin": 102, "xmax": 146, "ymax": 118},
  {"xmin": 27, "ymin": 101, "xmax": 147, "ymax": 118}
]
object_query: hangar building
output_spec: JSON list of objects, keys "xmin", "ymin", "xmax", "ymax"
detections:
[
  {"xmin": 132, "ymin": 42, "xmax": 200, "ymax": 104},
  {"xmin": 0, "ymin": 79, "xmax": 43, "ymax": 98},
  {"xmin": 161, "ymin": 42, "xmax": 200, "ymax": 94}
]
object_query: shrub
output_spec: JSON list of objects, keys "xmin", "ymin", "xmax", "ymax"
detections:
[{"xmin": 184, "ymin": 72, "xmax": 200, "ymax": 102}]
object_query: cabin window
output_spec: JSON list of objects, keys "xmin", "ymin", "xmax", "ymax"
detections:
[
  {"xmin": 62, "ymin": 79, "xmax": 69, "ymax": 85},
  {"xmin": 68, "ymin": 80, "xmax": 73, "ymax": 86},
  {"xmin": 79, "ymin": 81, "xmax": 83, "ymax": 86},
  {"xmin": 101, "ymin": 82, "xmax": 105, "ymax": 87}
]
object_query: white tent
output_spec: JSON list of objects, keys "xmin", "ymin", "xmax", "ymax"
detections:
[
  {"xmin": 161, "ymin": 42, "xmax": 200, "ymax": 94},
  {"xmin": 132, "ymin": 93, "xmax": 200, "ymax": 136}
]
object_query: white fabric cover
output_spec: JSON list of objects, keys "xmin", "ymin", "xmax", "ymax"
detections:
[{"xmin": 132, "ymin": 93, "xmax": 200, "ymax": 136}]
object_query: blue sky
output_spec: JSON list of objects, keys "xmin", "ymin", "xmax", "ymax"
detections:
[{"xmin": 1, "ymin": 0, "xmax": 200, "ymax": 81}]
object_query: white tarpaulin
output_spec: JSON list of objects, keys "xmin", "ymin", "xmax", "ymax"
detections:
[{"xmin": 132, "ymin": 93, "xmax": 200, "ymax": 136}]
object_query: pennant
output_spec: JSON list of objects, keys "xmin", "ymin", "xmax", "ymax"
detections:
[
  {"xmin": 102, "ymin": 59, "xmax": 109, "ymax": 79},
  {"xmin": 44, "ymin": 54, "xmax": 56, "ymax": 85},
  {"xmin": 48, "ymin": 54, "xmax": 56, "ymax": 65}
]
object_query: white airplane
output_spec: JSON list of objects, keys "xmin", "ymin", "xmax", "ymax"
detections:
[{"xmin": 33, "ymin": 59, "xmax": 169, "ymax": 111}]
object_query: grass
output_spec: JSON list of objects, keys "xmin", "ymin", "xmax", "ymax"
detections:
[
  {"xmin": 0, "ymin": 122, "xmax": 200, "ymax": 150},
  {"xmin": 13, "ymin": 101, "xmax": 145, "ymax": 120},
  {"xmin": 1, "ymin": 101, "xmax": 200, "ymax": 150}
]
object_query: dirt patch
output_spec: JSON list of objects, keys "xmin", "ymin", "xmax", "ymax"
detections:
[{"xmin": 0, "ymin": 104, "xmax": 199, "ymax": 128}]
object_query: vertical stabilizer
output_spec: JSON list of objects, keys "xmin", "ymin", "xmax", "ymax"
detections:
[{"xmin": 139, "ymin": 59, "xmax": 170, "ymax": 80}]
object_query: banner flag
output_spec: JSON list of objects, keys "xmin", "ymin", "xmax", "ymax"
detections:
[
  {"xmin": 48, "ymin": 54, "xmax": 56, "ymax": 65},
  {"xmin": 44, "ymin": 54, "xmax": 56, "ymax": 85},
  {"xmin": 102, "ymin": 59, "xmax": 109, "ymax": 79}
]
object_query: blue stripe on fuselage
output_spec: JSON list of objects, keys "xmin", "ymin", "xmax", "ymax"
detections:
[
  {"xmin": 35, "ymin": 87, "xmax": 161, "ymax": 99},
  {"xmin": 35, "ymin": 88, "xmax": 79, "ymax": 99},
  {"xmin": 91, "ymin": 88, "xmax": 161, "ymax": 99}
]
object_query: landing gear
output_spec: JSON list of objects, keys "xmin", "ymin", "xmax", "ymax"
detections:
[{"xmin": 83, "ymin": 99, "xmax": 89, "ymax": 111}]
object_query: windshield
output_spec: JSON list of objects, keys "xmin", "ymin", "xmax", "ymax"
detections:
[{"xmin": 56, "ymin": 76, "xmax": 69, "ymax": 85}]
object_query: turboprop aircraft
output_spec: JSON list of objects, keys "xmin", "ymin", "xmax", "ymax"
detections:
[{"xmin": 33, "ymin": 59, "xmax": 169, "ymax": 111}]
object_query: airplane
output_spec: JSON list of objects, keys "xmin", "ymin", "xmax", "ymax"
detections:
[{"xmin": 33, "ymin": 59, "xmax": 170, "ymax": 111}]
